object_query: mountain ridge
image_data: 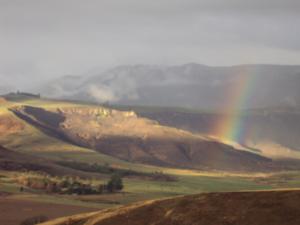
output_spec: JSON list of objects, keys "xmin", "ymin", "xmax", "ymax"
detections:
[{"xmin": 34, "ymin": 63, "xmax": 300, "ymax": 109}]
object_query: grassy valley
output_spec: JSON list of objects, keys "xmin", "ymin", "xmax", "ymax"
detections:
[{"xmin": 1, "ymin": 95, "xmax": 300, "ymax": 225}]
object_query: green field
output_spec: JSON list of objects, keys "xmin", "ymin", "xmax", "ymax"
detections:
[{"xmin": 1, "ymin": 96, "xmax": 300, "ymax": 210}]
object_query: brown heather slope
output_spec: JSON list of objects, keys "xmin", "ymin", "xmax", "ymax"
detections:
[
  {"xmin": 40, "ymin": 190, "xmax": 300, "ymax": 225},
  {"xmin": 11, "ymin": 105, "xmax": 278, "ymax": 172},
  {"xmin": 0, "ymin": 113, "xmax": 25, "ymax": 135},
  {"xmin": 0, "ymin": 197, "xmax": 97, "ymax": 225}
]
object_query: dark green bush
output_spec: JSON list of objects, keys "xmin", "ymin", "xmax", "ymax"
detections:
[{"xmin": 20, "ymin": 215, "xmax": 48, "ymax": 225}]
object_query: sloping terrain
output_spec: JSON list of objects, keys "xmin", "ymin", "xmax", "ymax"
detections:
[
  {"xmin": 0, "ymin": 145, "xmax": 52, "ymax": 172},
  {"xmin": 10, "ymin": 105, "xmax": 280, "ymax": 172},
  {"xmin": 0, "ymin": 97, "xmax": 7, "ymax": 103},
  {"xmin": 0, "ymin": 145, "xmax": 99, "ymax": 177},
  {"xmin": 2, "ymin": 97, "xmax": 300, "ymax": 225},
  {"xmin": 40, "ymin": 190, "xmax": 300, "ymax": 225},
  {"xmin": 0, "ymin": 113, "xmax": 25, "ymax": 136},
  {"xmin": 133, "ymin": 107, "xmax": 300, "ymax": 158}
]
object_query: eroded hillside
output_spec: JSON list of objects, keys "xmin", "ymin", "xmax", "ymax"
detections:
[{"xmin": 10, "ymin": 105, "xmax": 278, "ymax": 172}]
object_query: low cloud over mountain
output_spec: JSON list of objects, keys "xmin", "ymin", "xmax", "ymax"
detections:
[{"xmin": 36, "ymin": 64, "xmax": 300, "ymax": 110}]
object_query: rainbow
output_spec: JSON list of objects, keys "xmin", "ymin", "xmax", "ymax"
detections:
[{"xmin": 212, "ymin": 66, "xmax": 258, "ymax": 144}]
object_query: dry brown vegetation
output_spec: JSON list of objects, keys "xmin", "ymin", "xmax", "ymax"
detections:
[
  {"xmin": 0, "ymin": 97, "xmax": 7, "ymax": 104},
  {"xmin": 41, "ymin": 190, "xmax": 300, "ymax": 225},
  {"xmin": 0, "ymin": 114, "xmax": 25, "ymax": 135},
  {"xmin": 0, "ymin": 197, "xmax": 97, "ymax": 225},
  {"xmin": 11, "ymin": 105, "xmax": 280, "ymax": 172}
]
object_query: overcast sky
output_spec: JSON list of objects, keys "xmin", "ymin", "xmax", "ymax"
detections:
[{"xmin": 1, "ymin": 0, "xmax": 300, "ymax": 87}]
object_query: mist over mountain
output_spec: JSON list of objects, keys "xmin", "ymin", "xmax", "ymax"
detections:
[
  {"xmin": 35, "ymin": 75, "xmax": 87, "ymax": 99},
  {"xmin": 35, "ymin": 64, "xmax": 300, "ymax": 110},
  {"xmin": 0, "ymin": 85, "xmax": 13, "ymax": 95},
  {"xmin": 0, "ymin": 77, "xmax": 15, "ymax": 95}
]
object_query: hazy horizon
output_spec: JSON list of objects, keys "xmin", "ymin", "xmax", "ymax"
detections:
[{"xmin": 1, "ymin": 0, "xmax": 300, "ymax": 89}]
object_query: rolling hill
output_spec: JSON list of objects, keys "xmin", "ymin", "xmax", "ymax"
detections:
[
  {"xmin": 0, "ymin": 145, "xmax": 102, "ymax": 178},
  {"xmin": 128, "ymin": 106, "xmax": 300, "ymax": 159},
  {"xmin": 9, "ymin": 104, "xmax": 278, "ymax": 172},
  {"xmin": 40, "ymin": 190, "xmax": 300, "ymax": 225},
  {"xmin": 1, "ymin": 95, "xmax": 300, "ymax": 225}
]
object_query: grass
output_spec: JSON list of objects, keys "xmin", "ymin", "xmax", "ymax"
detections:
[
  {"xmin": 0, "ymin": 169, "xmax": 275, "ymax": 209},
  {"xmin": 110, "ymin": 104, "xmax": 220, "ymax": 114},
  {"xmin": 124, "ymin": 175, "xmax": 273, "ymax": 199},
  {"xmin": 1, "ymin": 96, "xmax": 300, "ymax": 210},
  {"xmin": 0, "ymin": 101, "xmax": 94, "ymax": 154}
]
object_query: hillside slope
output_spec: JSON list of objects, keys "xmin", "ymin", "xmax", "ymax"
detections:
[
  {"xmin": 0, "ymin": 145, "xmax": 98, "ymax": 177},
  {"xmin": 10, "ymin": 105, "xmax": 278, "ymax": 172},
  {"xmin": 134, "ymin": 107, "xmax": 300, "ymax": 158},
  {"xmin": 41, "ymin": 190, "xmax": 300, "ymax": 225}
]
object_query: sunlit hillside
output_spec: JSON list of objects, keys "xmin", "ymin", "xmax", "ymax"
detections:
[{"xmin": 2, "ymin": 95, "xmax": 300, "ymax": 224}]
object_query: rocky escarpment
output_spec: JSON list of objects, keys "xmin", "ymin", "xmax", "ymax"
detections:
[{"xmin": 11, "ymin": 105, "xmax": 278, "ymax": 172}]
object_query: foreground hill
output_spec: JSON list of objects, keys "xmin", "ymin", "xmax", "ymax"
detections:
[
  {"xmin": 10, "ymin": 105, "xmax": 278, "ymax": 172},
  {"xmin": 0, "ymin": 197, "xmax": 96, "ymax": 225},
  {"xmin": 41, "ymin": 190, "xmax": 300, "ymax": 225}
]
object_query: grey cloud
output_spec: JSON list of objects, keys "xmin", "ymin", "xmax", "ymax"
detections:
[
  {"xmin": 87, "ymin": 85, "xmax": 119, "ymax": 102},
  {"xmin": 0, "ymin": 0, "xmax": 300, "ymax": 89}
]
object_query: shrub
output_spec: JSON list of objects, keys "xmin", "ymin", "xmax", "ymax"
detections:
[
  {"xmin": 107, "ymin": 173, "xmax": 123, "ymax": 193},
  {"xmin": 20, "ymin": 215, "xmax": 48, "ymax": 225}
]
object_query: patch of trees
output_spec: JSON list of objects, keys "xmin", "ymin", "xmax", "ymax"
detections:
[
  {"xmin": 107, "ymin": 173, "xmax": 123, "ymax": 192},
  {"xmin": 20, "ymin": 215, "xmax": 48, "ymax": 225},
  {"xmin": 5, "ymin": 91, "xmax": 41, "ymax": 101},
  {"xmin": 17, "ymin": 173, "xmax": 124, "ymax": 195}
]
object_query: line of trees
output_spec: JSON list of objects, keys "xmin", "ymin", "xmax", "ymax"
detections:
[{"xmin": 18, "ymin": 173, "xmax": 124, "ymax": 195}]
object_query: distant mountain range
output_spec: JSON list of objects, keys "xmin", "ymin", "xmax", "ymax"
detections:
[{"xmin": 35, "ymin": 64, "xmax": 300, "ymax": 110}]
